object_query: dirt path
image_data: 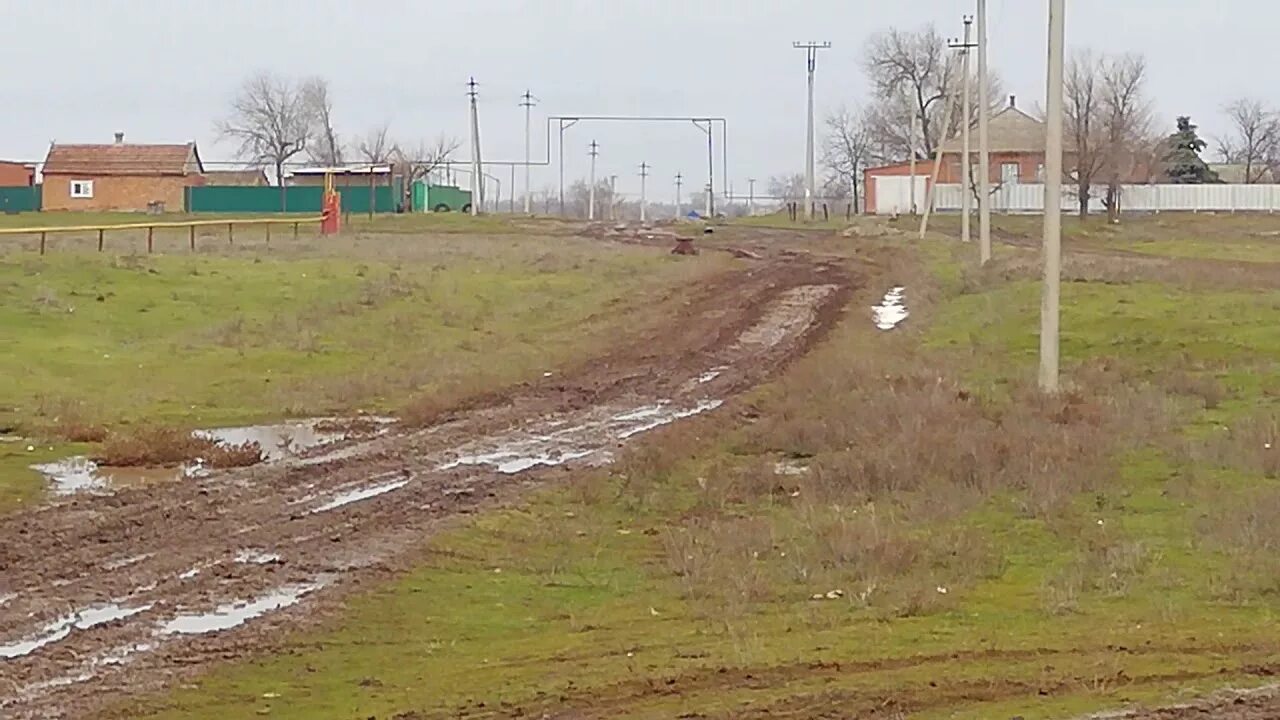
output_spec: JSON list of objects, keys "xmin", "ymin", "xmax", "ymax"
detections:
[{"xmin": 0, "ymin": 244, "xmax": 858, "ymax": 719}]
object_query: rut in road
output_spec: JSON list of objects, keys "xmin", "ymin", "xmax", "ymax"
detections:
[{"xmin": 0, "ymin": 252, "xmax": 855, "ymax": 719}]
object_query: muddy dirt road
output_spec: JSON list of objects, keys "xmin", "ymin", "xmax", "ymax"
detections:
[{"xmin": 0, "ymin": 240, "xmax": 857, "ymax": 719}]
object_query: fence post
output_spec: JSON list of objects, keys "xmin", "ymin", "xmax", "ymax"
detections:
[
  {"xmin": 265, "ymin": 223, "xmax": 271, "ymax": 246},
  {"xmin": 189, "ymin": 225, "xmax": 196, "ymax": 251},
  {"xmin": 228, "ymin": 223, "xmax": 234, "ymax": 245},
  {"xmin": 146, "ymin": 226, "xmax": 154, "ymax": 254},
  {"xmin": 822, "ymin": 203, "xmax": 829, "ymax": 222},
  {"xmin": 97, "ymin": 229, "xmax": 104, "ymax": 252},
  {"xmin": 293, "ymin": 222, "xmax": 299, "ymax": 239},
  {"xmin": 40, "ymin": 232, "xmax": 46, "ymax": 256}
]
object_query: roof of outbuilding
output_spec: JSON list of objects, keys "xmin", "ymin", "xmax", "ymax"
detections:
[{"xmin": 42, "ymin": 143, "xmax": 202, "ymax": 176}]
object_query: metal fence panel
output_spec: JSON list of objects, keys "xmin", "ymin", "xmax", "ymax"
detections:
[
  {"xmin": 0, "ymin": 185, "xmax": 41, "ymax": 213},
  {"xmin": 186, "ymin": 185, "xmax": 400, "ymax": 213},
  {"xmin": 928, "ymin": 182, "xmax": 1280, "ymax": 214}
]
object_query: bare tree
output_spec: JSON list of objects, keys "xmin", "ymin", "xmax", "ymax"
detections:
[
  {"xmin": 768, "ymin": 174, "xmax": 806, "ymax": 204},
  {"xmin": 821, "ymin": 105, "xmax": 874, "ymax": 212},
  {"xmin": 356, "ymin": 123, "xmax": 396, "ymax": 164},
  {"xmin": 863, "ymin": 24, "xmax": 1001, "ymax": 161},
  {"xmin": 1099, "ymin": 54, "xmax": 1153, "ymax": 222},
  {"xmin": 1062, "ymin": 51, "xmax": 1152, "ymax": 220},
  {"xmin": 391, "ymin": 135, "xmax": 461, "ymax": 183},
  {"xmin": 218, "ymin": 72, "xmax": 311, "ymax": 207},
  {"xmin": 301, "ymin": 77, "xmax": 343, "ymax": 166},
  {"xmin": 1218, "ymin": 98, "xmax": 1280, "ymax": 183}
]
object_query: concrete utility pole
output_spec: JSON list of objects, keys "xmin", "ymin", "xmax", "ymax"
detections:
[
  {"xmin": 919, "ymin": 55, "xmax": 959, "ymax": 239},
  {"xmin": 609, "ymin": 174, "xmax": 618, "ymax": 221},
  {"xmin": 793, "ymin": 41, "xmax": 830, "ymax": 222},
  {"xmin": 675, "ymin": 172, "xmax": 683, "ymax": 219},
  {"xmin": 468, "ymin": 77, "xmax": 483, "ymax": 217},
  {"xmin": 558, "ymin": 118, "xmax": 579, "ymax": 216},
  {"xmin": 949, "ymin": 19, "xmax": 975, "ymax": 242},
  {"xmin": 747, "ymin": 178, "xmax": 756, "ymax": 215},
  {"xmin": 978, "ymin": 0, "xmax": 993, "ymax": 264},
  {"xmin": 588, "ymin": 140, "xmax": 599, "ymax": 221},
  {"xmin": 1041, "ymin": 0, "xmax": 1065, "ymax": 393},
  {"xmin": 520, "ymin": 90, "xmax": 537, "ymax": 214},
  {"xmin": 639, "ymin": 162, "xmax": 650, "ymax": 223}
]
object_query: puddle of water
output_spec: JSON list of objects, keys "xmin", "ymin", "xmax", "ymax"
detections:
[
  {"xmin": 159, "ymin": 583, "xmax": 320, "ymax": 635},
  {"xmin": 234, "ymin": 550, "xmax": 281, "ymax": 565},
  {"xmin": 195, "ymin": 421, "xmax": 350, "ymax": 463},
  {"xmin": 311, "ymin": 479, "xmax": 409, "ymax": 513},
  {"xmin": 612, "ymin": 405, "xmax": 667, "ymax": 423},
  {"xmin": 441, "ymin": 449, "xmax": 595, "ymax": 475},
  {"xmin": 103, "ymin": 553, "xmax": 153, "ymax": 571},
  {"xmin": 698, "ymin": 368, "xmax": 728, "ymax": 384},
  {"xmin": 617, "ymin": 400, "xmax": 724, "ymax": 439},
  {"xmin": 872, "ymin": 286, "xmax": 909, "ymax": 330},
  {"xmin": 32, "ymin": 457, "xmax": 197, "ymax": 495},
  {"xmin": 0, "ymin": 603, "xmax": 153, "ymax": 660}
]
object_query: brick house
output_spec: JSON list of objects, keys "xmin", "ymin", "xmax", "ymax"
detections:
[
  {"xmin": 41, "ymin": 134, "xmax": 205, "ymax": 211},
  {"xmin": 0, "ymin": 161, "xmax": 36, "ymax": 187},
  {"xmin": 865, "ymin": 97, "xmax": 1049, "ymax": 215},
  {"xmin": 202, "ymin": 169, "xmax": 269, "ymax": 186}
]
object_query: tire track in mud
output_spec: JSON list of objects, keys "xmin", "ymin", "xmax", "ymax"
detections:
[{"xmin": 0, "ymin": 251, "xmax": 857, "ymax": 719}]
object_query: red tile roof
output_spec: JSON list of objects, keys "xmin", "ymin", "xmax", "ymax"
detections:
[{"xmin": 42, "ymin": 143, "xmax": 202, "ymax": 176}]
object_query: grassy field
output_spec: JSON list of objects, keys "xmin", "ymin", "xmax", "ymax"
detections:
[
  {"xmin": 115, "ymin": 219, "xmax": 1280, "ymax": 718},
  {"xmin": 0, "ymin": 222, "xmax": 728, "ymax": 511}
]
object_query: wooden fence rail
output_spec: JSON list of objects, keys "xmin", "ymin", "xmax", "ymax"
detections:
[{"xmin": 0, "ymin": 216, "xmax": 326, "ymax": 255}]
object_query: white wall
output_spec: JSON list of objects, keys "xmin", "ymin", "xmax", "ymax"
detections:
[
  {"xmin": 873, "ymin": 176, "xmax": 929, "ymax": 216},
  {"xmin": 930, "ymin": 183, "xmax": 1280, "ymax": 214}
]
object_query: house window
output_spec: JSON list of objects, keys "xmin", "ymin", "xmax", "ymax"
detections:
[
  {"xmin": 1001, "ymin": 163, "xmax": 1020, "ymax": 185},
  {"xmin": 70, "ymin": 180, "xmax": 94, "ymax": 198}
]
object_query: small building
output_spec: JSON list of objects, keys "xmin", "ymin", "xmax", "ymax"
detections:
[
  {"xmin": 411, "ymin": 181, "xmax": 471, "ymax": 212},
  {"xmin": 0, "ymin": 161, "xmax": 36, "ymax": 187},
  {"xmin": 41, "ymin": 133, "xmax": 205, "ymax": 212},
  {"xmin": 286, "ymin": 165, "xmax": 393, "ymax": 187},
  {"xmin": 865, "ymin": 97, "xmax": 1048, "ymax": 215},
  {"xmin": 202, "ymin": 169, "xmax": 269, "ymax": 186}
]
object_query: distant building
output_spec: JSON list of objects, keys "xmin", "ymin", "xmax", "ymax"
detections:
[
  {"xmin": 1208, "ymin": 163, "xmax": 1275, "ymax": 184},
  {"xmin": 202, "ymin": 169, "xmax": 269, "ymax": 186},
  {"xmin": 41, "ymin": 133, "xmax": 205, "ymax": 212},
  {"xmin": 0, "ymin": 161, "xmax": 36, "ymax": 187},
  {"xmin": 862, "ymin": 95, "xmax": 1169, "ymax": 214},
  {"xmin": 285, "ymin": 165, "xmax": 393, "ymax": 187}
]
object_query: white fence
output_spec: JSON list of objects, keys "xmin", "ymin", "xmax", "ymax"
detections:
[{"xmin": 930, "ymin": 182, "xmax": 1280, "ymax": 214}]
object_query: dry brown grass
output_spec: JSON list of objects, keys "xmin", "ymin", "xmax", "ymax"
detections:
[{"xmin": 96, "ymin": 426, "xmax": 263, "ymax": 468}]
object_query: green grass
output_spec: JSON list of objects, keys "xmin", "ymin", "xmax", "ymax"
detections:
[{"xmin": 0, "ymin": 235, "xmax": 727, "ymax": 511}]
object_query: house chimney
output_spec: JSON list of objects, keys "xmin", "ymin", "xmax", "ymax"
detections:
[
  {"xmin": 114, "ymin": 132, "xmax": 125, "ymax": 144},
  {"xmin": 1009, "ymin": 95, "xmax": 1017, "ymax": 109}
]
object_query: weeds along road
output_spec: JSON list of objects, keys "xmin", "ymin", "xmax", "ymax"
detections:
[{"xmin": 0, "ymin": 231, "xmax": 859, "ymax": 719}]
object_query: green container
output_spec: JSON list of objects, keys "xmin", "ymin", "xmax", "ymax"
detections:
[
  {"xmin": 412, "ymin": 181, "xmax": 472, "ymax": 213},
  {"xmin": 0, "ymin": 185, "xmax": 41, "ymax": 213}
]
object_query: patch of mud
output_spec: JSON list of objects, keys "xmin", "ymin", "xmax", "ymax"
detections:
[
  {"xmin": 735, "ymin": 284, "xmax": 839, "ymax": 350},
  {"xmin": 312, "ymin": 478, "xmax": 410, "ymax": 513}
]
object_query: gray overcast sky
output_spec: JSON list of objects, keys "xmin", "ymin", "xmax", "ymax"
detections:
[{"xmin": 1, "ymin": 0, "xmax": 1265, "ymax": 197}]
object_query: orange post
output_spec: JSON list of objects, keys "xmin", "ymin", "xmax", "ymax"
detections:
[{"xmin": 320, "ymin": 170, "xmax": 341, "ymax": 235}]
